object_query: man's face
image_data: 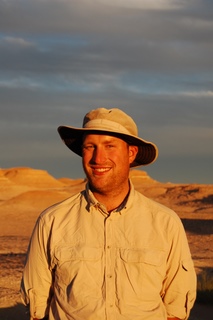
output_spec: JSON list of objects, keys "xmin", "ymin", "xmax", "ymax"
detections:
[{"xmin": 82, "ymin": 133, "xmax": 138, "ymax": 196}]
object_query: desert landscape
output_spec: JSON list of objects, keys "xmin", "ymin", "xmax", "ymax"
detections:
[{"xmin": 0, "ymin": 167, "xmax": 212, "ymax": 320}]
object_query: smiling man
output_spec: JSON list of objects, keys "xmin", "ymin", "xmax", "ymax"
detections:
[
  {"xmin": 21, "ymin": 108, "xmax": 196, "ymax": 320},
  {"xmin": 82, "ymin": 133, "xmax": 138, "ymax": 211}
]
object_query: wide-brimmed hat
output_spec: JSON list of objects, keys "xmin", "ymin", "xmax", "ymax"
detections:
[{"xmin": 58, "ymin": 108, "xmax": 158, "ymax": 167}]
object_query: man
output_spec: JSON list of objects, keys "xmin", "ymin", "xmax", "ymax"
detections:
[{"xmin": 21, "ymin": 108, "xmax": 196, "ymax": 320}]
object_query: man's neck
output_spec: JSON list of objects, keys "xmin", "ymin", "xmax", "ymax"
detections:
[{"xmin": 91, "ymin": 183, "xmax": 130, "ymax": 213}]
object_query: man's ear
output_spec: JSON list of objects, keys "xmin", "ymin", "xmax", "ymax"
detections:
[{"xmin": 129, "ymin": 146, "xmax": 138, "ymax": 164}]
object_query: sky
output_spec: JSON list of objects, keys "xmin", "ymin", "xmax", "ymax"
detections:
[{"xmin": 0, "ymin": 0, "xmax": 213, "ymax": 184}]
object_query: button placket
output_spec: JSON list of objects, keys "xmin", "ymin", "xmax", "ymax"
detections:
[{"xmin": 105, "ymin": 217, "xmax": 116, "ymax": 319}]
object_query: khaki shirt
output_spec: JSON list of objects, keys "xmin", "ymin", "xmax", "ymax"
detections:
[{"xmin": 21, "ymin": 182, "xmax": 196, "ymax": 320}]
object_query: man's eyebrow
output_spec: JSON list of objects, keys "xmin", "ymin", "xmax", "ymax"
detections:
[
  {"xmin": 83, "ymin": 136, "xmax": 118, "ymax": 143},
  {"xmin": 83, "ymin": 139, "xmax": 115, "ymax": 145}
]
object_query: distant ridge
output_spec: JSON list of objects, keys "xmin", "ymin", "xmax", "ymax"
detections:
[
  {"xmin": 0, "ymin": 167, "xmax": 156, "ymax": 187},
  {"xmin": 0, "ymin": 167, "xmax": 65, "ymax": 188},
  {"xmin": 0, "ymin": 167, "xmax": 212, "ymax": 219}
]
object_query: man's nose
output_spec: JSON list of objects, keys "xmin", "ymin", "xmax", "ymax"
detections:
[{"xmin": 92, "ymin": 147, "xmax": 106, "ymax": 163}]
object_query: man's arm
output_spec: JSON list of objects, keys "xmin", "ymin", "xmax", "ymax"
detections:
[
  {"xmin": 21, "ymin": 215, "xmax": 53, "ymax": 319},
  {"xmin": 162, "ymin": 217, "xmax": 197, "ymax": 320}
]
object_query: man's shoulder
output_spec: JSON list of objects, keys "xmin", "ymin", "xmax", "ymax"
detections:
[
  {"xmin": 134, "ymin": 189, "xmax": 180, "ymax": 222},
  {"xmin": 40, "ymin": 189, "xmax": 86, "ymax": 220}
]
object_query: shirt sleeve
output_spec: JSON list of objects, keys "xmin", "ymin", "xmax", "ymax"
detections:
[
  {"xmin": 20, "ymin": 214, "xmax": 53, "ymax": 319},
  {"xmin": 161, "ymin": 218, "xmax": 197, "ymax": 320}
]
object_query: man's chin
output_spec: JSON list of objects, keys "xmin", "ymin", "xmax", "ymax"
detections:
[{"xmin": 89, "ymin": 181, "xmax": 109, "ymax": 194}]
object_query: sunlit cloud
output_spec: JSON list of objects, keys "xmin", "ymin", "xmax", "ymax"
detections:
[
  {"xmin": 180, "ymin": 90, "xmax": 213, "ymax": 97},
  {"xmin": 97, "ymin": 0, "xmax": 185, "ymax": 10},
  {"xmin": 0, "ymin": 77, "xmax": 40, "ymax": 89},
  {"xmin": 2, "ymin": 36, "xmax": 35, "ymax": 48},
  {"xmin": 0, "ymin": 0, "xmax": 212, "ymax": 184}
]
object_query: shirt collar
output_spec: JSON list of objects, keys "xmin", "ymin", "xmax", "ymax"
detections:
[{"xmin": 84, "ymin": 180, "xmax": 135, "ymax": 215}]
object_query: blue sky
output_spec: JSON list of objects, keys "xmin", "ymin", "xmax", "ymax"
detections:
[{"xmin": 0, "ymin": 0, "xmax": 212, "ymax": 184}]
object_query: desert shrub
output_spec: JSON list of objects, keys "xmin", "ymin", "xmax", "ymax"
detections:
[{"xmin": 196, "ymin": 268, "xmax": 213, "ymax": 304}]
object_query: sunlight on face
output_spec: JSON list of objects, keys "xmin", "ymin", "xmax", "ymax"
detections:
[{"xmin": 82, "ymin": 134, "xmax": 138, "ymax": 196}]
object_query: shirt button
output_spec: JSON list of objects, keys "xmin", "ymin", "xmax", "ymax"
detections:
[{"xmin": 107, "ymin": 274, "xmax": 112, "ymax": 278}]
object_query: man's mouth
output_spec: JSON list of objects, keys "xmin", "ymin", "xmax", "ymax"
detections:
[{"xmin": 92, "ymin": 167, "xmax": 111, "ymax": 174}]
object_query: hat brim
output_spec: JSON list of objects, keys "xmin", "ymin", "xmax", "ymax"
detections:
[{"xmin": 58, "ymin": 126, "xmax": 158, "ymax": 167}]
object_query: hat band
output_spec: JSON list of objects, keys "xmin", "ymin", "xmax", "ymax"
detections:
[{"xmin": 84, "ymin": 119, "xmax": 136, "ymax": 136}]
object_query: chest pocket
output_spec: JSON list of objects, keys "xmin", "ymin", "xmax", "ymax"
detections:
[
  {"xmin": 118, "ymin": 248, "xmax": 166, "ymax": 302},
  {"xmin": 53, "ymin": 246, "xmax": 103, "ymax": 303},
  {"xmin": 54, "ymin": 246, "xmax": 102, "ymax": 285}
]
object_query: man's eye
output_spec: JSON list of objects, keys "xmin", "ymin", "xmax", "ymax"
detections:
[{"xmin": 83, "ymin": 145, "xmax": 94, "ymax": 150}]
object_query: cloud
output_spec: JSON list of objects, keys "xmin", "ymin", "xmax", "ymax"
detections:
[
  {"xmin": 2, "ymin": 36, "xmax": 34, "ymax": 47},
  {"xmin": 0, "ymin": 77, "xmax": 39, "ymax": 89},
  {"xmin": 0, "ymin": 0, "xmax": 212, "ymax": 183},
  {"xmin": 97, "ymin": 0, "xmax": 186, "ymax": 10},
  {"xmin": 0, "ymin": 0, "xmax": 212, "ymax": 41},
  {"xmin": 180, "ymin": 90, "xmax": 213, "ymax": 97}
]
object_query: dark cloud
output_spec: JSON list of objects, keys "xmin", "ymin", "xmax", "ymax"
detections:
[
  {"xmin": 0, "ymin": 0, "xmax": 212, "ymax": 183},
  {"xmin": 0, "ymin": 1, "xmax": 212, "ymax": 39}
]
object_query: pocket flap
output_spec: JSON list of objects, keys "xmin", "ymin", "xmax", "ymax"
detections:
[
  {"xmin": 120, "ymin": 248, "xmax": 165, "ymax": 266},
  {"xmin": 55, "ymin": 246, "xmax": 102, "ymax": 261}
]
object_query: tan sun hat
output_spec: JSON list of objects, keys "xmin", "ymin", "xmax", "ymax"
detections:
[{"xmin": 57, "ymin": 108, "xmax": 158, "ymax": 167}]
